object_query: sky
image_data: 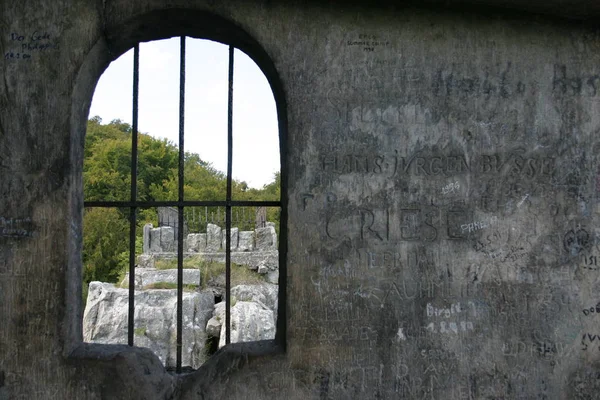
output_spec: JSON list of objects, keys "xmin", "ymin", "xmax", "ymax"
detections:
[{"xmin": 89, "ymin": 37, "xmax": 279, "ymax": 189}]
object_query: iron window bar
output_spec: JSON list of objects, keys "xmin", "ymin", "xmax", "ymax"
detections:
[
  {"xmin": 176, "ymin": 35, "xmax": 186, "ymax": 372},
  {"xmin": 225, "ymin": 44, "xmax": 234, "ymax": 346},
  {"xmin": 83, "ymin": 38, "xmax": 282, "ymax": 373},
  {"xmin": 128, "ymin": 43, "xmax": 140, "ymax": 349}
]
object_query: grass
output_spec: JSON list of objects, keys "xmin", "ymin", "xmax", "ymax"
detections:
[
  {"xmin": 142, "ymin": 282, "xmax": 197, "ymax": 291},
  {"xmin": 154, "ymin": 255, "xmax": 265, "ymax": 288},
  {"xmin": 134, "ymin": 326, "xmax": 147, "ymax": 336},
  {"xmin": 154, "ymin": 255, "xmax": 216, "ymax": 270},
  {"xmin": 115, "ymin": 255, "xmax": 265, "ymax": 290}
]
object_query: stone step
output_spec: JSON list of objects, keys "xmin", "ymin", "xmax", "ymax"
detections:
[{"xmin": 121, "ymin": 268, "xmax": 201, "ymax": 289}]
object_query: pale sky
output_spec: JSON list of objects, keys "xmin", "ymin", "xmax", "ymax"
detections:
[{"xmin": 89, "ymin": 37, "xmax": 279, "ymax": 189}]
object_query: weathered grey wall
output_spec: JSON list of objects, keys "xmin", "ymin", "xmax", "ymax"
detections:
[{"xmin": 2, "ymin": 1, "xmax": 600, "ymax": 399}]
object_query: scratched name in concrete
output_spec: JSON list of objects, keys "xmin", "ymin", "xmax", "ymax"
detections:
[{"xmin": 0, "ymin": 217, "xmax": 34, "ymax": 238}]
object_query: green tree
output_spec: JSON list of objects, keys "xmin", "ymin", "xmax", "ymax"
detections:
[
  {"xmin": 82, "ymin": 117, "xmax": 281, "ymax": 298},
  {"xmin": 82, "ymin": 207, "xmax": 129, "ymax": 299}
]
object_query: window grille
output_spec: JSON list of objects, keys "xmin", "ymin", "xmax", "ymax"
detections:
[{"xmin": 84, "ymin": 37, "xmax": 282, "ymax": 373}]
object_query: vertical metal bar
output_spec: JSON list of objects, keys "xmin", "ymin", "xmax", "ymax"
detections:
[
  {"xmin": 176, "ymin": 35, "xmax": 186, "ymax": 373},
  {"xmin": 128, "ymin": 44, "xmax": 140, "ymax": 347},
  {"xmin": 225, "ymin": 45, "xmax": 234, "ymax": 345}
]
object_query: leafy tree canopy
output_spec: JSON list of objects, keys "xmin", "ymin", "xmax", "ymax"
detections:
[{"xmin": 82, "ymin": 117, "xmax": 280, "ymax": 295}]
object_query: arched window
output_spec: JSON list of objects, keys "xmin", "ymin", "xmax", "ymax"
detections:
[{"xmin": 79, "ymin": 35, "xmax": 285, "ymax": 373}]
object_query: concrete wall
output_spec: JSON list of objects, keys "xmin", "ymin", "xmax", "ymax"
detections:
[{"xmin": 1, "ymin": 1, "xmax": 600, "ymax": 398}]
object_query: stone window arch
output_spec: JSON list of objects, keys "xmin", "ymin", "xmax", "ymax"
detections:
[{"xmin": 66, "ymin": 9, "xmax": 287, "ymax": 380}]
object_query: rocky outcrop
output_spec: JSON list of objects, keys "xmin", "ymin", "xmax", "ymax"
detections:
[
  {"xmin": 212, "ymin": 300, "xmax": 276, "ymax": 349},
  {"xmin": 84, "ymin": 223, "xmax": 280, "ymax": 370},
  {"xmin": 83, "ymin": 282, "xmax": 214, "ymax": 369},
  {"xmin": 207, "ymin": 283, "xmax": 278, "ymax": 348},
  {"xmin": 83, "ymin": 281, "xmax": 279, "ymax": 369},
  {"xmin": 231, "ymin": 283, "xmax": 278, "ymax": 313}
]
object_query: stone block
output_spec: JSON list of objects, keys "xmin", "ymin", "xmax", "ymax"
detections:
[
  {"xmin": 257, "ymin": 263, "xmax": 268, "ymax": 274},
  {"xmin": 143, "ymin": 223, "xmax": 152, "ymax": 254},
  {"xmin": 238, "ymin": 231, "xmax": 254, "ymax": 251},
  {"xmin": 206, "ymin": 223, "xmax": 222, "ymax": 252},
  {"xmin": 221, "ymin": 227, "xmax": 239, "ymax": 250},
  {"xmin": 122, "ymin": 268, "xmax": 201, "ymax": 289},
  {"xmin": 137, "ymin": 254, "xmax": 155, "ymax": 269},
  {"xmin": 186, "ymin": 233, "xmax": 207, "ymax": 253},
  {"xmin": 255, "ymin": 226, "xmax": 277, "ymax": 251},
  {"xmin": 148, "ymin": 226, "xmax": 176, "ymax": 253}
]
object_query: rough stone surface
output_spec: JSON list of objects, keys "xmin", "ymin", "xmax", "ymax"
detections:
[
  {"xmin": 4, "ymin": 2, "xmax": 600, "ymax": 399},
  {"xmin": 186, "ymin": 233, "xmax": 207, "ymax": 253},
  {"xmin": 122, "ymin": 268, "xmax": 201, "ymax": 289},
  {"xmin": 83, "ymin": 282, "xmax": 214, "ymax": 369},
  {"xmin": 221, "ymin": 227, "xmax": 239, "ymax": 250},
  {"xmin": 213, "ymin": 301, "xmax": 276, "ymax": 349},
  {"xmin": 143, "ymin": 223, "xmax": 152, "ymax": 254},
  {"xmin": 254, "ymin": 226, "xmax": 276, "ymax": 251},
  {"xmin": 257, "ymin": 263, "xmax": 268, "ymax": 274},
  {"xmin": 205, "ymin": 317, "xmax": 221, "ymax": 338},
  {"xmin": 266, "ymin": 269, "xmax": 279, "ymax": 285},
  {"xmin": 144, "ymin": 226, "xmax": 273, "ymax": 254},
  {"xmin": 137, "ymin": 254, "xmax": 155, "ymax": 269},
  {"xmin": 146, "ymin": 250, "xmax": 278, "ymax": 270},
  {"xmin": 201, "ymin": 250, "xmax": 278, "ymax": 270},
  {"xmin": 231, "ymin": 283, "xmax": 278, "ymax": 314},
  {"xmin": 205, "ymin": 223, "xmax": 222, "ymax": 252},
  {"xmin": 149, "ymin": 226, "xmax": 176, "ymax": 253},
  {"xmin": 237, "ymin": 231, "xmax": 254, "ymax": 251}
]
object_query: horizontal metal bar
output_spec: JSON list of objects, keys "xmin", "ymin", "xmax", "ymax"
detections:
[{"xmin": 83, "ymin": 200, "xmax": 281, "ymax": 208}]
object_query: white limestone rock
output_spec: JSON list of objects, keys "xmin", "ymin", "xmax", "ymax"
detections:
[
  {"xmin": 254, "ymin": 225, "xmax": 277, "ymax": 251},
  {"xmin": 136, "ymin": 254, "xmax": 155, "ymax": 269},
  {"xmin": 143, "ymin": 223, "xmax": 153, "ymax": 253},
  {"xmin": 83, "ymin": 282, "xmax": 214, "ymax": 369},
  {"xmin": 237, "ymin": 231, "xmax": 254, "ymax": 252},
  {"xmin": 267, "ymin": 269, "xmax": 279, "ymax": 285},
  {"xmin": 186, "ymin": 251, "xmax": 278, "ymax": 271},
  {"xmin": 206, "ymin": 316, "xmax": 221, "ymax": 338},
  {"xmin": 231, "ymin": 283, "xmax": 278, "ymax": 314},
  {"xmin": 186, "ymin": 233, "xmax": 207, "ymax": 253},
  {"xmin": 122, "ymin": 268, "xmax": 201, "ymax": 289},
  {"xmin": 221, "ymin": 227, "xmax": 239, "ymax": 250},
  {"xmin": 214, "ymin": 301, "xmax": 275, "ymax": 348},
  {"xmin": 257, "ymin": 263, "xmax": 268, "ymax": 274},
  {"xmin": 148, "ymin": 226, "xmax": 176, "ymax": 253},
  {"xmin": 206, "ymin": 224, "xmax": 222, "ymax": 252}
]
